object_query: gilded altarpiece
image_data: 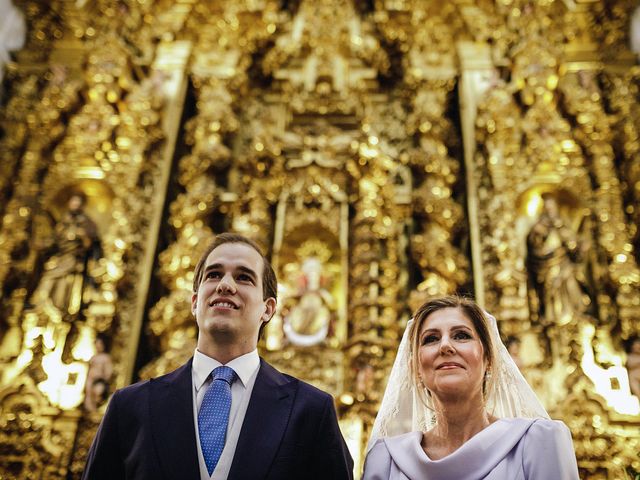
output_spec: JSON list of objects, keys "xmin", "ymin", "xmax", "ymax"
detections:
[
  {"xmin": 457, "ymin": 1, "xmax": 640, "ymax": 477},
  {"xmin": 0, "ymin": 0, "xmax": 638, "ymax": 478}
]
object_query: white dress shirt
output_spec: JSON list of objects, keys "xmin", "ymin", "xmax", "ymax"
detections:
[{"xmin": 192, "ymin": 349, "xmax": 260, "ymax": 480}]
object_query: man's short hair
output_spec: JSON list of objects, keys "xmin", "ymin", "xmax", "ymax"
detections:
[{"xmin": 192, "ymin": 232, "xmax": 278, "ymax": 303}]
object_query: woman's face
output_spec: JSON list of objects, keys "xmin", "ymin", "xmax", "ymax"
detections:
[{"xmin": 418, "ymin": 307, "xmax": 487, "ymax": 401}]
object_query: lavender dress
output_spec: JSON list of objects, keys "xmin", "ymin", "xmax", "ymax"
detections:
[{"xmin": 362, "ymin": 418, "xmax": 579, "ymax": 480}]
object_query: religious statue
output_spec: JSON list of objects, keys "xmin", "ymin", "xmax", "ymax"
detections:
[
  {"xmin": 505, "ymin": 336, "xmax": 524, "ymax": 371},
  {"xmin": 625, "ymin": 335, "xmax": 640, "ymax": 399},
  {"xmin": 355, "ymin": 363, "xmax": 375, "ymax": 398},
  {"xmin": 283, "ymin": 257, "xmax": 334, "ymax": 347},
  {"xmin": 28, "ymin": 193, "xmax": 102, "ymax": 323},
  {"xmin": 84, "ymin": 335, "xmax": 114, "ymax": 412},
  {"xmin": 526, "ymin": 193, "xmax": 594, "ymax": 328}
]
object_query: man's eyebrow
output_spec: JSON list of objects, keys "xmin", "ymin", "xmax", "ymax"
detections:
[
  {"xmin": 203, "ymin": 263, "xmax": 258, "ymax": 279},
  {"xmin": 203, "ymin": 263, "xmax": 221, "ymax": 273},
  {"xmin": 236, "ymin": 265, "xmax": 258, "ymax": 278}
]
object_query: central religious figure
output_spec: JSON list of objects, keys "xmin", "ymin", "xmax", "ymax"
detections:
[{"xmin": 283, "ymin": 257, "xmax": 334, "ymax": 347}]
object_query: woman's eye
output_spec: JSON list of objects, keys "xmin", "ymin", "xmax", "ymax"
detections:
[
  {"xmin": 423, "ymin": 335, "xmax": 439, "ymax": 344},
  {"xmin": 454, "ymin": 331, "xmax": 472, "ymax": 340},
  {"xmin": 206, "ymin": 271, "xmax": 221, "ymax": 279},
  {"xmin": 237, "ymin": 274, "xmax": 254, "ymax": 283}
]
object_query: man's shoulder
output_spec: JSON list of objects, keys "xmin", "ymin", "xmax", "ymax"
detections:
[
  {"xmin": 294, "ymin": 376, "xmax": 332, "ymax": 401},
  {"xmin": 111, "ymin": 359, "xmax": 192, "ymax": 401},
  {"xmin": 260, "ymin": 359, "xmax": 332, "ymax": 403}
]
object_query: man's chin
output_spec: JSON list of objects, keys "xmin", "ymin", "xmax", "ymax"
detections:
[{"xmin": 205, "ymin": 322, "xmax": 237, "ymax": 336}]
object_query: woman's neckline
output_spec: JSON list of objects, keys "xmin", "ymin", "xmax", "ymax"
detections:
[{"xmin": 420, "ymin": 416, "xmax": 503, "ymax": 461}]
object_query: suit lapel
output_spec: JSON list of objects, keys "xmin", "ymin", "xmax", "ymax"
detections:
[
  {"xmin": 149, "ymin": 359, "xmax": 200, "ymax": 480},
  {"xmin": 228, "ymin": 359, "xmax": 297, "ymax": 479}
]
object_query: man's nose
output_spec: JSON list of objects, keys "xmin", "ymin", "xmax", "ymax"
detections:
[{"xmin": 216, "ymin": 273, "xmax": 236, "ymax": 293}]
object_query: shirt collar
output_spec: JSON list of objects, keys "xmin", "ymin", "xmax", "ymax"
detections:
[{"xmin": 192, "ymin": 348, "xmax": 260, "ymax": 391}]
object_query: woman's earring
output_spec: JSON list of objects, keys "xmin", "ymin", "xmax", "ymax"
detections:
[{"xmin": 483, "ymin": 368, "xmax": 492, "ymax": 399}]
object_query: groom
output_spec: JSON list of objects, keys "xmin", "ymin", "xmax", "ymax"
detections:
[{"xmin": 83, "ymin": 233, "xmax": 353, "ymax": 479}]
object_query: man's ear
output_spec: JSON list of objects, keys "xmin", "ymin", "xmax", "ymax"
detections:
[
  {"xmin": 262, "ymin": 297, "xmax": 277, "ymax": 323},
  {"xmin": 191, "ymin": 293, "xmax": 198, "ymax": 316}
]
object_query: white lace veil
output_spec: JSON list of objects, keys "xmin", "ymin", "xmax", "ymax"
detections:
[{"xmin": 368, "ymin": 310, "xmax": 549, "ymax": 451}]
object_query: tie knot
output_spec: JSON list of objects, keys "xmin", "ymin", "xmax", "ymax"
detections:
[{"xmin": 212, "ymin": 366, "xmax": 236, "ymax": 385}]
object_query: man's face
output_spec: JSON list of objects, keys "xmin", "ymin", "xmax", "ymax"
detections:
[{"xmin": 191, "ymin": 242, "xmax": 276, "ymax": 348}]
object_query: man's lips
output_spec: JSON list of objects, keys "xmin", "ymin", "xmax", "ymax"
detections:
[
  {"xmin": 208, "ymin": 298, "xmax": 239, "ymax": 309},
  {"xmin": 436, "ymin": 362, "xmax": 464, "ymax": 370}
]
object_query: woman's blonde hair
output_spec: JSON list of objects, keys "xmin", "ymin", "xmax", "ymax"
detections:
[{"xmin": 408, "ymin": 295, "xmax": 497, "ymax": 406}]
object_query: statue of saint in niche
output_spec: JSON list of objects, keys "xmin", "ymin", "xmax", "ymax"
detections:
[
  {"xmin": 505, "ymin": 336, "xmax": 524, "ymax": 371},
  {"xmin": 283, "ymin": 257, "xmax": 334, "ymax": 347},
  {"xmin": 28, "ymin": 192, "xmax": 102, "ymax": 323},
  {"xmin": 625, "ymin": 335, "xmax": 640, "ymax": 398},
  {"xmin": 84, "ymin": 335, "xmax": 113, "ymax": 412},
  {"xmin": 526, "ymin": 193, "xmax": 594, "ymax": 328}
]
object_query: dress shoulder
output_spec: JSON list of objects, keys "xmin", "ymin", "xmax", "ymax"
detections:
[
  {"xmin": 526, "ymin": 418, "xmax": 573, "ymax": 443},
  {"xmin": 362, "ymin": 438, "xmax": 393, "ymax": 480},
  {"xmin": 522, "ymin": 419, "xmax": 580, "ymax": 480}
]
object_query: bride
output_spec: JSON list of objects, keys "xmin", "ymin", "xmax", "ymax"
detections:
[{"xmin": 362, "ymin": 296, "xmax": 579, "ymax": 479}]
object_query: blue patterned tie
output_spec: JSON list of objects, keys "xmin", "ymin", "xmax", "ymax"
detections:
[{"xmin": 198, "ymin": 366, "xmax": 236, "ymax": 475}]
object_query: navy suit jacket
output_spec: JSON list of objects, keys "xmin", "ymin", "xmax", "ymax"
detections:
[{"xmin": 82, "ymin": 358, "xmax": 354, "ymax": 480}]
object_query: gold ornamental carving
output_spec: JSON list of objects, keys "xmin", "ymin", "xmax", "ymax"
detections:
[{"xmin": 0, "ymin": 0, "xmax": 638, "ymax": 478}]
